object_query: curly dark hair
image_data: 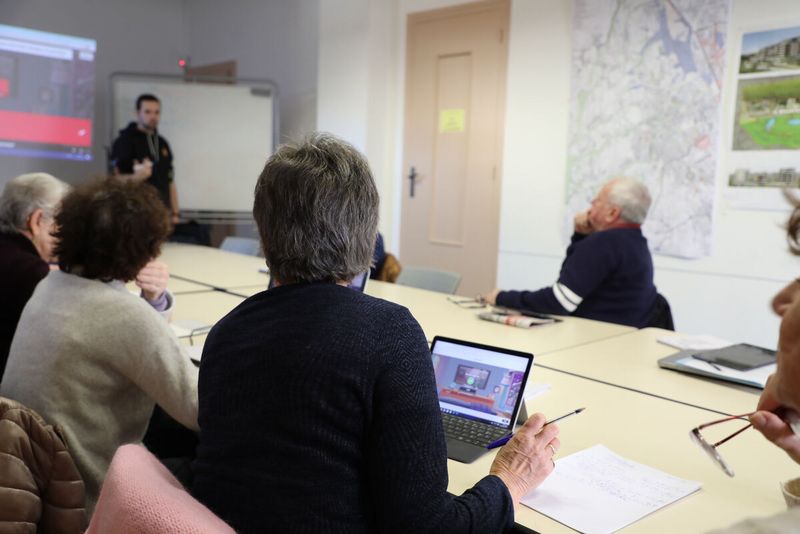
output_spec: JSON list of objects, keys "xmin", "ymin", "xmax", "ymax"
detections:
[{"xmin": 54, "ymin": 178, "xmax": 170, "ymax": 281}]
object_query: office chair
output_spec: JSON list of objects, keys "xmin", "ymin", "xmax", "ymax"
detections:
[
  {"xmin": 396, "ymin": 266, "xmax": 461, "ymax": 294},
  {"xmin": 646, "ymin": 292, "xmax": 675, "ymax": 330}
]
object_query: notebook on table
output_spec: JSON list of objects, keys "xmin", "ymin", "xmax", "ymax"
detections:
[
  {"xmin": 658, "ymin": 344, "xmax": 776, "ymax": 389},
  {"xmin": 430, "ymin": 336, "xmax": 534, "ymax": 463}
]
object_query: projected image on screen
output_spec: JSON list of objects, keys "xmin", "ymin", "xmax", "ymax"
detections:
[{"xmin": 0, "ymin": 24, "xmax": 96, "ymax": 161}]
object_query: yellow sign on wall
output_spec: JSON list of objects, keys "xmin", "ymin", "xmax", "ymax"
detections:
[{"xmin": 439, "ymin": 108, "xmax": 466, "ymax": 133}]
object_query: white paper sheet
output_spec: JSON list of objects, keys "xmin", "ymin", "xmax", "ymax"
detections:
[
  {"xmin": 656, "ymin": 335, "xmax": 733, "ymax": 351},
  {"xmin": 522, "ymin": 444, "xmax": 701, "ymax": 534}
]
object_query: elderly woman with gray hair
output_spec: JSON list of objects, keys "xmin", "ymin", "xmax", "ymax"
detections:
[
  {"xmin": 193, "ymin": 133, "xmax": 560, "ymax": 533},
  {"xmin": 0, "ymin": 172, "xmax": 69, "ymax": 376}
]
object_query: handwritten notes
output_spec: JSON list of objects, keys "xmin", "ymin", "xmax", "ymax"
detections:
[{"xmin": 522, "ymin": 444, "xmax": 701, "ymax": 534}]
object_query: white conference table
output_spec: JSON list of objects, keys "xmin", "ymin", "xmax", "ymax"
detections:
[
  {"xmin": 159, "ymin": 242, "xmax": 269, "ymax": 289},
  {"xmin": 168, "ymin": 277, "xmax": 212, "ymax": 293},
  {"xmin": 231, "ymin": 280, "xmax": 636, "ymax": 356},
  {"xmin": 162, "ymin": 246, "xmax": 756, "ymax": 413},
  {"xmin": 172, "ymin": 290, "xmax": 244, "ymax": 325},
  {"xmin": 169, "ymin": 290, "xmax": 246, "ymax": 348},
  {"xmin": 158, "ymin": 242, "xmax": 628, "ymax": 358},
  {"xmin": 126, "ymin": 275, "xmax": 210, "ymax": 295},
  {"xmin": 160, "ymin": 244, "xmax": 797, "ymax": 532},
  {"xmin": 536, "ymin": 328, "xmax": 762, "ymax": 416},
  {"xmin": 450, "ymin": 366, "xmax": 797, "ymax": 533}
]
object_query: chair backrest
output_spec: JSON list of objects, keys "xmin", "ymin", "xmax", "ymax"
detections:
[
  {"xmin": 646, "ymin": 292, "xmax": 675, "ymax": 330},
  {"xmin": 220, "ymin": 236, "xmax": 261, "ymax": 256},
  {"xmin": 396, "ymin": 266, "xmax": 461, "ymax": 294},
  {"xmin": 87, "ymin": 444, "xmax": 235, "ymax": 534}
]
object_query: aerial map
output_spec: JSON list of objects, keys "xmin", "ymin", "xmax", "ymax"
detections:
[{"xmin": 565, "ymin": 0, "xmax": 730, "ymax": 258}]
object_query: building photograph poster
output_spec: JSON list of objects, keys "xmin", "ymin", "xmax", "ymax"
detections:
[{"xmin": 727, "ymin": 25, "xmax": 800, "ymax": 209}]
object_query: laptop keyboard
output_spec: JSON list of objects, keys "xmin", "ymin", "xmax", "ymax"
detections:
[{"xmin": 442, "ymin": 412, "xmax": 510, "ymax": 447}]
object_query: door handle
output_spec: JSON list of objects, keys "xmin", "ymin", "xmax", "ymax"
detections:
[{"xmin": 408, "ymin": 166, "xmax": 418, "ymax": 198}]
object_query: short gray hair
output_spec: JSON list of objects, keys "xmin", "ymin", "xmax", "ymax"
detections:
[
  {"xmin": 253, "ymin": 133, "xmax": 379, "ymax": 284},
  {"xmin": 0, "ymin": 173, "xmax": 70, "ymax": 234},
  {"xmin": 606, "ymin": 177, "xmax": 651, "ymax": 224}
]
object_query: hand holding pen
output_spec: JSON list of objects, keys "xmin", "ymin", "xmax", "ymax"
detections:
[
  {"xmin": 488, "ymin": 412, "xmax": 562, "ymax": 503},
  {"xmin": 487, "ymin": 407, "xmax": 585, "ymax": 450}
]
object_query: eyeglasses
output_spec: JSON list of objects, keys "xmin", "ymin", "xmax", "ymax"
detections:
[
  {"xmin": 446, "ymin": 296, "xmax": 486, "ymax": 309},
  {"xmin": 690, "ymin": 412, "xmax": 753, "ymax": 477}
]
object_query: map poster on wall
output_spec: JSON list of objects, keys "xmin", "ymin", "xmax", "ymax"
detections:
[
  {"xmin": 566, "ymin": 0, "xmax": 730, "ymax": 258},
  {"xmin": 726, "ymin": 25, "xmax": 800, "ymax": 209}
]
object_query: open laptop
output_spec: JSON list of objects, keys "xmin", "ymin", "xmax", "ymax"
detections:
[
  {"xmin": 268, "ymin": 271, "xmax": 368, "ymax": 291},
  {"xmin": 430, "ymin": 336, "xmax": 534, "ymax": 463}
]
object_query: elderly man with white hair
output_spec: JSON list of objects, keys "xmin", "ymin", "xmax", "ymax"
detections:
[
  {"xmin": 484, "ymin": 177, "xmax": 659, "ymax": 327},
  {"xmin": 0, "ymin": 173, "xmax": 70, "ymax": 374}
]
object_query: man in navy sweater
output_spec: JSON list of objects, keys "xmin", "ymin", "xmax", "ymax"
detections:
[{"xmin": 484, "ymin": 177, "xmax": 657, "ymax": 327}]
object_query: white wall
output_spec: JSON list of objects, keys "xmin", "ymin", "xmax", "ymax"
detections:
[
  {"xmin": 184, "ymin": 0, "xmax": 319, "ymax": 142},
  {"xmin": 317, "ymin": 0, "xmax": 405, "ymax": 247},
  {"xmin": 317, "ymin": 0, "xmax": 371, "ymax": 150},
  {"xmin": 0, "ymin": 0, "xmax": 188, "ymax": 185},
  {"xmin": 318, "ymin": 0, "xmax": 800, "ymax": 348}
]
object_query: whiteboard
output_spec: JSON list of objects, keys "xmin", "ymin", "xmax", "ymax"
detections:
[{"xmin": 111, "ymin": 74, "xmax": 276, "ymax": 213}]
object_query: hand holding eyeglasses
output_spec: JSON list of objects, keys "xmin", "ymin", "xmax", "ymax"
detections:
[
  {"xmin": 691, "ymin": 375, "xmax": 800, "ymax": 476},
  {"xmin": 750, "ymin": 374, "xmax": 800, "ymax": 464},
  {"xmin": 750, "ymin": 410, "xmax": 800, "ymax": 465}
]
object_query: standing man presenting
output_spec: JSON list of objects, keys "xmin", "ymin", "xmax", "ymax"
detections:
[
  {"xmin": 111, "ymin": 94, "xmax": 180, "ymax": 224},
  {"xmin": 483, "ymin": 177, "xmax": 658, "ymax": 328}
]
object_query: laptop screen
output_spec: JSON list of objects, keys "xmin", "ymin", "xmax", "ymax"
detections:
[
  {"xmin": 431, "ymin": 337, "xmax": 533, "ymax": 429},
  {"xmin": 348, "ymin": 271, "xmax": 368, "ymax": 291}
]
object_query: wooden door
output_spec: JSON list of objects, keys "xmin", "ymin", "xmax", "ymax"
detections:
[{"xmin": 401, "ymin": 0, "xmax": 509, "ymax": 296}]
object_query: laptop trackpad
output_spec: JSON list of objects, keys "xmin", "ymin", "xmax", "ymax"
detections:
[{"xmin": 446, "ymin": 438, "xmax": 490, "ymax": 464}]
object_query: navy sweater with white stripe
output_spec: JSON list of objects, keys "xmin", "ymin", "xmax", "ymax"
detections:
[{"xmin": 496, "ymin": 228, "xmax": 656, "ymax": 327}]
